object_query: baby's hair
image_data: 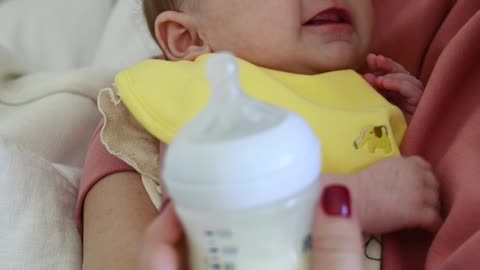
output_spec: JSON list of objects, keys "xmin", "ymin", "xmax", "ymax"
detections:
[{"xmin": 143, "ymin": 0, "xmax": 182, "ymax": 43}]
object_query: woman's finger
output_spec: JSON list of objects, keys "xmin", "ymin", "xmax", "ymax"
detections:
[
  {"xmin": 311, "ymin": 185, "xmax": 363, "ymax": 270},
  {"xmin": 141, "ymin": 201, "xmax": 185, "ymax": 270},
  {"xmin": 146, "ymin": 244, "xmax": 182, "ymax": 270},
  {"xmin": 148, "ymin": 201, "xmax": 183, "ymax": 244}
]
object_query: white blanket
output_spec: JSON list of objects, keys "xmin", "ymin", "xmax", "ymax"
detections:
[
  {"xmin": 0, "ymin": 46, "xmax": 114, "ymax": 167},
  {"xmin": 0, "ymin": 0, "xmax": 161, "ymax": 269},
  {"xmin": 0, "ymin": 138, "xmax": 82, "ymax": 270}
]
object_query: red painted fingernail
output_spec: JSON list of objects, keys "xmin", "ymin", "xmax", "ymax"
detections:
[{"xmin": 322, "ymin": 185, "xmax": 351, "ymax": 218}]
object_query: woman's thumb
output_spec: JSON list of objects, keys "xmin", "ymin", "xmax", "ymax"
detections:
[
  {"xmin": 141, "ymin": 200, "xmax": 185, "ymax": 270},
  {"xmin": 311, "ymin": 185, "xmax": 363, "ymax": 270}
]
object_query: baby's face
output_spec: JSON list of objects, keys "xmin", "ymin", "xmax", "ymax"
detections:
[{"xmin": 192, "ymin": 0, "xmax": 373, "ymax": 74}]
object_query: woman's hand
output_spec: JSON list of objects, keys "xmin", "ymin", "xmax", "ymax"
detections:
[{"xmin": 141, "ymin": 185, "xmax": 364, "ymax": 270}]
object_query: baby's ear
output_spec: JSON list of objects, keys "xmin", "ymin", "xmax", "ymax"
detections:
[{"xmin": 154, "ymin": 11, "xmax": 211, "ymax": 61}]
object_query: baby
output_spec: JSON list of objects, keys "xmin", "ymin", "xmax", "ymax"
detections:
[
  {"xmin": 141, "ymin": 0, "xmax": 439, "ymax": 224},
  {"xmin": 94, "ymin": 0, "xmax": 441, "ymax": 268}
]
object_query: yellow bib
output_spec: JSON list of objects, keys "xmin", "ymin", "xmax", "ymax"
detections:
[{"xmin": 115, "ymin": 54, "xmax": 406, "ymax": 174}]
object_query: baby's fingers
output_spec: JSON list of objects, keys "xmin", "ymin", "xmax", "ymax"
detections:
[
  {"xmin": 366, "ymin": 54, "xmax": 383, "ymax": 75},
  {"xmin": 421, "ymin": 207, "xmax": 443, "ymax": 233},
  {"xmin": 423, "ymin": 169, "xmax": 441, "ymax": 210},
  {"xmin": 382, "ymin": 73, "xmax": 423, "ymax": 89},
  {"xmin": 367, "ymin": 54, "xmax": 410, "ymax": 75},
  {"xmin": 421, "ymin": 174, "xmax": 442, "ymax": 232},
  {"xmin": 376, "ymin": 74, "xmax": 423, "ymax": 105},
  {"xmin": 424, "ymin": 185, "xmax": 440, "ymax": 210},
  {"xmin": 363, "ymin": 73, "xmax": 378, "ymax": 87}
]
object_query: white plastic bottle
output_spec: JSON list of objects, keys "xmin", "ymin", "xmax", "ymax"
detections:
[{"xmin": 163, "ymin": 53, "xmax": 322, "ymax": 270}]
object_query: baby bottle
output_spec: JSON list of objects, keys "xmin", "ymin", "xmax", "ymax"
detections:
[{"xmin": 163, "ymin": 53, "xmax": 322, "ymax": 270}]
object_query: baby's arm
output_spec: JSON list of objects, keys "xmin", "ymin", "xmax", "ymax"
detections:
[
  {"xmin": 363, "ymin": 54, "xmax": 424, "ymax": 123},
  {"xmin": 324, "ymin": 156, "xmax": 442, "ymax": 234},
  {"xmin": 82, "ymin": 172, "xmax": 158, "ymax": 270}
]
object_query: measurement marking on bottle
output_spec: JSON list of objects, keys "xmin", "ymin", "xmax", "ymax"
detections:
[
  {"xmin": 303, "ymin": 234, "xmax": 312, "ymax": 253},
  {"xmin": 222, "ymin": 246, "xmax": 238, "ymax": 256},
  {"xmin": 224, "ymin": 262, "xmax": 236, "ymax": 270},
  {"xmin": 216, "ymin": 229, "xmax": 233, "ymax": 238}
]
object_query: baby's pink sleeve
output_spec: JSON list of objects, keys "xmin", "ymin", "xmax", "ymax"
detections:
[{"xmin": 76, "ymin": 121, "xmax": 135, "ymax": 234}]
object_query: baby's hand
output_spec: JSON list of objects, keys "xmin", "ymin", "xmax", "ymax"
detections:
[
  {"xmin": 354, "ymin": 156, "xmax": 442, "ymax": 234},
  {"xmin": 363, "ymin": 54, "xmax": 423, "ymax": 123}
]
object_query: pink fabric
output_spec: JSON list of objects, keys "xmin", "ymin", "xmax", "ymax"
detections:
[
  {"xmin": 76, "ymin": 122, "xmax": 135, "ymax": 234},
  {"xmin": 372, "ymin": 1, "xmax": 480, "ymax": 269}
]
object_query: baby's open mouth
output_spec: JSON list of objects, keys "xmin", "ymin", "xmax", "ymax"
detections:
[{"xmin": 304, "ymin": 8, "xmax": 352, "ymax": 26}]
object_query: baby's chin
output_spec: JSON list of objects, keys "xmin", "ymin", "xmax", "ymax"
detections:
[
  {"xmin": 287, "ymin": 59, "xmax": 363, "ymax": 75},
  {"xmin": 305, "ymin": 54, "xmax": 365, "ymax": 74},
  {"xmin": 264, "ymin": 49, "xmax": 366, "ymax": 75},
  {"xmin": 298, "ymin": 44, "xmax": 369, "ymax": 74},
  {"xmin": 243, "ymin": 49, "xmax": 365, "ymax": 75}
]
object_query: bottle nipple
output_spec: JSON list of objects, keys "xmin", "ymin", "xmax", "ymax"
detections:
[{"xmin": 182, "ymin": 52, "xmax": 287, "ymax": 142}]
